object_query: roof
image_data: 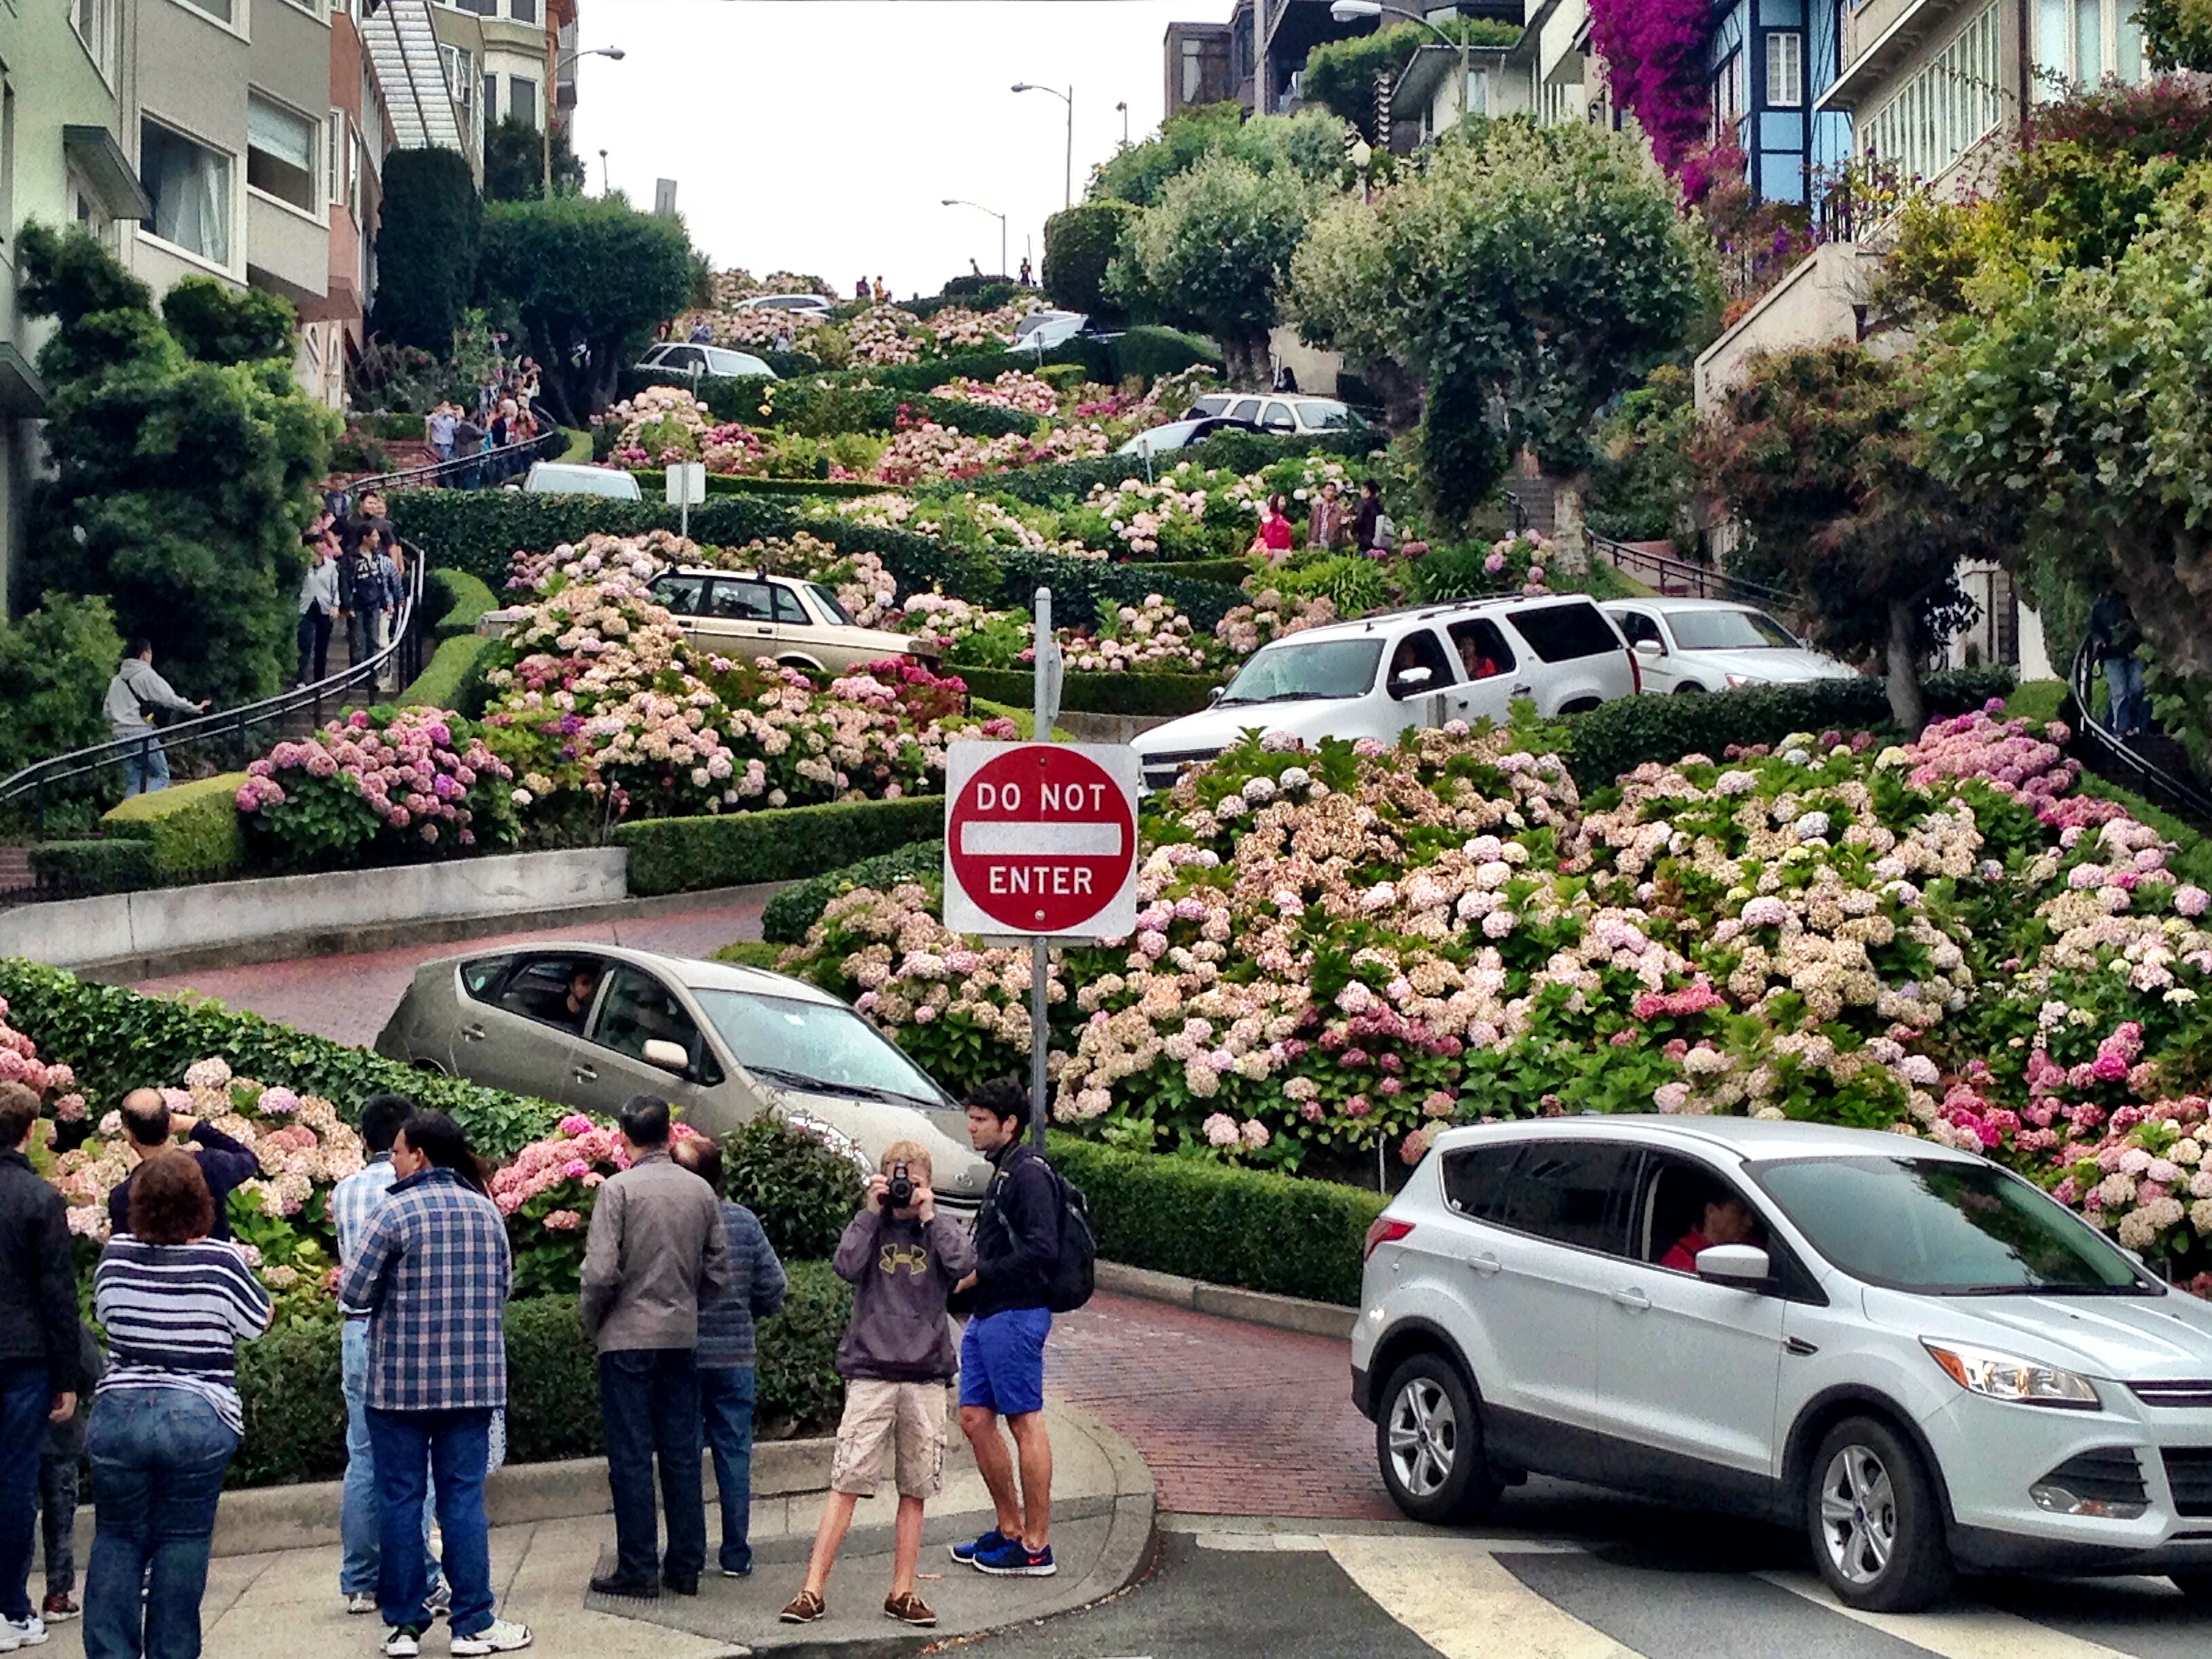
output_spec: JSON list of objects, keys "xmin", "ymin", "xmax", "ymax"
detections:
[
  {"xmin": 1254, "ymin": 592, "xmax": 1601, "ymax": 649},
  {"xmin": 362, "ymin": 0, "xmax": 468, "ymax": 155},
  {"xmin": 1432, "ymin": 1115, "xmax": 1983, "ymax": 1165},
  {"xmin": 433, "ymin": 941, "xmax": 845, "ymax": 1007},
  {"xmin": 1601, "ymin": 597, "xmax": 1767, "ymax": 615}
]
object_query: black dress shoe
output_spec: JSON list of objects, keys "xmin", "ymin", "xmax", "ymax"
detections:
[
  {"xmin": 588, "ymin": 1573, "xmax": 660, "ymax": 1599},
  {"xmin": 662, "ymin": 1572, "xmax": 700, "ymax": 1597}
]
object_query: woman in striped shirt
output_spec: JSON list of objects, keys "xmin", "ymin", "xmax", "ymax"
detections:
[{"xmin": 84, "ymin": 1153, "xmax": 271, "ymax": 1659}]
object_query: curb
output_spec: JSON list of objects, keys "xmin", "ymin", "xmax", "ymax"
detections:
[{"xmin": 1095, "ymin": 1260, "xmax": 1358, "ymax": 1341}]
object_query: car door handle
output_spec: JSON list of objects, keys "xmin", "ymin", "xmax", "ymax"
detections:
[
  {"xmin": 572, "ymin": 1064, "xmax": 598, "ymax": 1084},
  {"xmin": 1510, "ymin": 683, "xmax": 1532, "ymax": 697},
  {"xmin": 459, "ymin": 1023, "xmax": 485, "ymax": 1042},
  {"xmin": 1467, "ymin": 1252, "xmax": 1502, "ymax": 1277},
  {"xmin": 1611, "ymin": 1287, "xmax": 1652, "ymax": 1311}
]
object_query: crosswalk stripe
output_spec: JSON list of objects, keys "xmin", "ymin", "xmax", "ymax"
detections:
[
  {"xmin": 1757, "ymin": 1571, "xmax": 2139, "ymax": 1659},
  {"xmin": 1324, "ymin": 1535, "xmax": 1644, "ymax": 1659}
]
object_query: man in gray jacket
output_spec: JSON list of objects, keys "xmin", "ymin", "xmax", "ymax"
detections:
[
  {"xmin": 580, "ymin": 1097, "xmax": 730, "ymax": 1600},
  {"xmin": 103, "ymin": 642, "xmax": 208, "ymax": 797}
]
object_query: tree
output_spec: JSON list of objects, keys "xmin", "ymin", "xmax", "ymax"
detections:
[
  {"xmin": 2139, "ymin": 0, "xmax": 2212, "ymax": 68},
  {"xmin": 482, "ymin": 114, "xmax": 584, "ymax": 204},
  {"xmin": 19, "ymin": 224, "xmax": 335, "ymax": 706},
  {"xmin": 1587, "ymin": 365, "xmax": 1698, "ymax": 547},
  {"xmin": 0, "ymin": 592, "xmax": 126, "ymax": 779},
  {"xmin": 1090, "ymin": 108, "xmax": 1344, "ymax": 209},
  {"xmin": 371, "ymin": 148, "xmax": 483, "ymax": 354},
  {"xmin": 1042, "ymin": 201, "xmax": 1133, "ymax": 319},
  {"xmin": 475, "ymin": 194, "xmax": 696, "ymax": 424},
  {"xmin": 1111, "ymin": 155, "xmax": 1313, "ymax": 382},
  {"xmin": 1291, "ymin": 117, "xmax": 1717, "ymax": 543},
  {"xmin": 1919, "ymin": 169, "xmax": 2212, "ymax": 755},
  {"xmin": 1694, "ymin": 346, "xmax": 1990, "ymax": 733}
]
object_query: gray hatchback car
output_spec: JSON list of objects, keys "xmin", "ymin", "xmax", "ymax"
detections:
[{"xmin": 374, "ymin": 943, "xmax": 991, "ymax": 1208}]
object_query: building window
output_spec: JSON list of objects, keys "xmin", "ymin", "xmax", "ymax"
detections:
[
  {"xmin": 1710, "ymin": 51, "xmax": 1744, "ymax": 140},
  {"xmin": 248, "ymin": 94, "xmax": 319, "ymax": 213},
  {"xmin": 509, "ymin": 76, "xmax": 538, "ymax": 130},
  {"xmin": 511, "ymin": 0, "xmax": 539, "ymax": 22},
  {"xmin": 140, "ymin": 118, "xmax": 231, "ymax": 266},
  {"xmin": 482, "ymin": 73, "xmax": 499, "ymax": 123},
  {"xmin": 1767, "ymin": 30, "xmax": 1804, "ymax": 106},
  {"xmin": 73, "ymin": 0, "xmax": 116, "ymax": 78},
  {"xmin": 1864, "ymin": 1, "xmax": 2002, "ymax": 182},
  {"xmin": 171, "ymin": 0, "xmax": 237, "ymax": 25},
  {"xmin": 2036, "ymin": 0, "xmax": 2146, "ymax": 89},
  {"xmin": 326, "ymin": 109, "xmax": 344, "ymax": 209},
  {"xmin": 1465, "ymin": 67, "xmax": 1489, "ymax": 119}
]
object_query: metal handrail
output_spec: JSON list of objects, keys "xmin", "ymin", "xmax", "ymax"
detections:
[
  {"xmin": 0, "ymin": 546, "xmax": 432, "ymax": 813},
  {"xmin": 2067, "ymin": 642, "xmax": 2212, "ymax": 823},
  {"xmin": 1586, "ymin": 531, "xmax": 1795, "ymax": 607},
  {"xmin": 344, "ymin": 426, "xmax": 566, "ymax": 495}
]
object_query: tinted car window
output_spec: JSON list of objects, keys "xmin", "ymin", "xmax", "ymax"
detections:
[
  {"xmin": 1613, "ymin": 610, "xmax": 1664, "ymax": 649},
  {"xmin": 459, "ymin": 956, "xmax": 512, "ymax": 1000},
  {"xmin": 709, "ymin": 579, "xmax": 776, "ymax": 622},
  {"xmin": 771, "ymin": 585, "xmax": 810, "ymax": 626},
  {"xmin": 1296, "ymin": 400, "xmax": 1351, "ymax": 431},
  {"xmin": 1441, "ymin": 1143, "xmax": 1521, "ymax": 1220},
  {"xmin": 1387, "ymin": 628, "xmax": 1456, "ymax": 699},
  {"xmin": 1448, "ymin": 619, "xmax": 1515, "ymax": 679},
  {"xmin": 592, "ymin": 966, "xmax": 710, "ymax": 1075},
  {"xmin": 1230, "ymin": 398, "xmax": 1263, "ymax": 422},
  {"xmin": 1509, "ymin": 602, "xmax": 1624, "ymax": 663},
  {"xmin": 497, "ymin": 955, "xmax": 602, "ymax": 1033},
  {"xmin": 1261, "ymin": 401, "xmax": 1296, "ymax": 432},
  {"xmin": 1498, "ymin": 1141, "xmax": 1639, "ymax": 1255},
  {"xmin": 652, "ymin": 574, "xmax": 708, "ymax": 616}
]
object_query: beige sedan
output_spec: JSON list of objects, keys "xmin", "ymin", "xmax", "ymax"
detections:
[
  {"xmin": 373, "ymin": 942, "xmax": 991, "ymax": 1209},
  {"xmin": 647, "ymin": 567, "xmax": 927, "ymax": 675}
]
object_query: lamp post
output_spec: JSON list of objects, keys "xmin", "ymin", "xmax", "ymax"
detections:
[
  {"xmin": 598, "ymin": 148, "xmax": 609, "ymax": 193},
  {"xmin": 1011, "ymin": 81, "xmax": 1073, "ymax": 209},
  {"xmin": 1329, "ymin": 0, "xmax": 1469, "ymax": 133},
  {"xmin": 1115, "ymin": 100, "xmax": 1129, "ymax": 146},
  {"xmin": 941, "ymin": 198, "xmax": 1007, "ymax": 283},
  {"xmin": 544, "ymin": 45, "xmax": 624, "ymax": 199}
]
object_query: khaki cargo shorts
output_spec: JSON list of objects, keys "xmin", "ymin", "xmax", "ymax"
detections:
[{"xmin": 830, "ymin": 1380, "xmax": 947, "ymax": 1500}]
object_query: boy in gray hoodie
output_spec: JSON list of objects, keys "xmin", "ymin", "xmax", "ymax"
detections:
[{"xmin": 781, "ymin": 1142, "xmax": 975, "ymax": 1630}]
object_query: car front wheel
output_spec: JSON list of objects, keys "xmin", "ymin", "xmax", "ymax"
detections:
[
  {"xmin": 1807, "ymin": 1417, "xmax": 1953, "ymax": 1612},
  {"xmin": 1374, "ymin": 1353, "xmax": 1501, "ymax": 1525},
  {"xmin": 2171, "ymin": 1572, "xmax": 2212, "ymax": 1603}
]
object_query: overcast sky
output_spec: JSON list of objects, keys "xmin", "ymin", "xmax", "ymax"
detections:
[{"xmin": 568, "ymin": 0, "xmax": 1223, "ymax": 300}]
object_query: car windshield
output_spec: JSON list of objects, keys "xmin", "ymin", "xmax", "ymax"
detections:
[
  {"xmin": 1016, "ymin": 312, "xmax": 1072, "ymax": 340},
  {"xmin": 1668, "ymin": 609, "xmax": 1801, "ymax": 650},
  {"xmin": 808, "ymin": 583, "xmax": 857, "ymax": 626},
  {"xmin": 1120, "ymin": 421, "xmax": 1199, "ymax": 454},
  {"xmin": 1295, "ymin": 401, "xmax": 1351, "ymax": 430},
  {"xmin": 1218, "ymin": 638, "xmax": 1382, "ymax": 705},
  {"xmin": 693, "ymin": 989, "xmax": 948, "ymax": 1108},
  {"xmin": 1751, "ymin": 1155, "xmax": 2154, "ymax": 1295}
]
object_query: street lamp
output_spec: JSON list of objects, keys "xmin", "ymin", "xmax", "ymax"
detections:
[
  {"xmin": 1115, "ymin": 100, "xmax": 1130, "ymax": 147},
  {"xmin": 544, "ymin": 45, "xmax": 625, "ymax": 199},
  {"xmin": 1011, "ymin": 81, "xmax": 1073, "ymax": 210},
  {"xmin": 941, "ymin": 198, "xmax": 1007, "ymax": 283},
  {"xmin": 1329, "ymin": 0, "xmax": 1469, "ymax": 133}
]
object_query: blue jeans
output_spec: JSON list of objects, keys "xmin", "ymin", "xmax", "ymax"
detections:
[
  {"xmin": 2106, "ymin": 654, "xmax": 2148, "ymax": 736},
  {"xmin": 82, "ymin": 1386, "xmax": 240, "ymax": 1659},
  {"xmin": 0, "ymin": 1361, "xmax": 49, "ymax": 1622},
  {"xmin": 119, "ymin": 734, "xmax": 170, "ymax": 798},
  {"xmin": 365, "ymin": 1408, "xmax": 492, "ymax": 1637},
  {"xmin": 596, "ymin": 1349, "xmax": 705, "ymax": 1584},
  {"xmin": 339, "ymin": 1322, "xmax": 436, "ymax": 1599},
  {"xmin": 698, "ymin": 1365, "xmax": 756, "ymax": 1575}
]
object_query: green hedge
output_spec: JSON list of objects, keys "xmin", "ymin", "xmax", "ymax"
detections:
[
  {"xmin": 0, "ymin": 960, "xmax": 560, "ymax": 1156},
  {"xmin": 233, "ymin": 1267, "xmax": 851, "ymax": 1486},
  {"xmin": 761, "ymin": 838, "xmax": 945, "ymax": 945},
  {"xmin": 1049, "ymin": 1138, "xmax": 1385, "ymax": 1307},
  {"xmin": 101, "ymin": 773, "xmax": 248, "ymax": 881},
  {"xmin": 1146, "ymin": 556, "xmax": 1258, "ymax": 588},
  {"xmin": 614, "ymin": 793, "xmax": 941, "ymax": 897},
  {"xmin": 627, "ymin": 469, "xmax": 889, "ymax": 501},
  {"xmin": 1114, "ymin": 325, "xmax": 1223, "ymax": 382},
  {"xmin": 426, "ymin": 568, "xmax": 500, "ymax": 640},
  {"xmin": 25, "ymin": 839, "xmax": 156, "ymax": 896},
  {"xmin": 1556, "ymin": 668, "xmax": 2018, "ymax": 794},
  {"xmin": 956, "ymin": 666, "xmax": 1221, "ymax": 717},
  {"xmin": 396, "ymin": 633, "xmax": 491, "ymax": 712},
  {"xmin": 694, "ymin": 380, "xmax": 1044, "ymax": 441},
  {"xmin": 940, "ymin": 430, "xmax": 1377, "ymax": 508}
]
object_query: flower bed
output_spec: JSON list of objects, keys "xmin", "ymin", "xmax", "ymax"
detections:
[{"xmin": 237, "ymin": 708, "xmax": 518, "ymax": 867}]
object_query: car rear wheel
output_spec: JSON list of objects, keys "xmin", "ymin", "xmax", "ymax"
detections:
[
  {"xmin": 1675, "ymin": 682, "xmax": 1707, "ymax": 694},
  {"xmin": 1374, "ymin": 1353, "xmax": 1501, "ymax": 1525},
  {"xmin": 1807, "ymin": 1417, "xmax": 1952, "ymax": 1612}
]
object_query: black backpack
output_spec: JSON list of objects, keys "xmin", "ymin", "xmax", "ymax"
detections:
[{"xmin": 1044, "ymin": 1164, "xmax": 1097, "ymax": 1315}]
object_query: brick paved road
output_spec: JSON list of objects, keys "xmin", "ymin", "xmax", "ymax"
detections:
[{"xmin": 1048, "ymin": 1292, "xmax": 1393, "ymax": 1521}]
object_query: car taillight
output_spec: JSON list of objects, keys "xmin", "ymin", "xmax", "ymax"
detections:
[
  {"xmin": 1627, "ymin": 645, "xmax": 1642, "ymax": 696},
  {"xmin": 1364, "ymin": 1216, "xmax": 1416, "ymax": 1260}
]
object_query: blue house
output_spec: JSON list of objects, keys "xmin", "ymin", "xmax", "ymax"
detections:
[{"xmin": 1706, "ymin": 0, "xmax": 1851, "ymax": 203}]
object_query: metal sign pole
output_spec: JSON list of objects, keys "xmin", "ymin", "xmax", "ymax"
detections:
[{"xmin": 1030, "ymin": 585, "xmax": 1054, "ymax": 1147}]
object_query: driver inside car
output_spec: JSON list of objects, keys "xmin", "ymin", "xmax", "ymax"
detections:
[{"xmin": 1661, "ymin": 1193, "xmax": 1762, "ymax": 1272}]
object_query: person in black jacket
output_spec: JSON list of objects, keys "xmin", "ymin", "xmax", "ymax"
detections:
[
  {"xmin": 0, "ymin": 1081, "xmax": 81, "ymax": 1647},
  {"xmin": 949, "ymin": 1078, "xmax": 1061, "ymax": 1579},
  {"xmin": 105, "ymin": 1089, "xmax": 260, "ymax": 1245},
  {"xmin": 2087, "ymin": 588, "xmax": 2148, "ymax": 738}
]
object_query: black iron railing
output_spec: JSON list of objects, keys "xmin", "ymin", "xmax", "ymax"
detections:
[
  {"xmin": 345, "ymin": 426, "xmax": 567, "ymax": 495},
  {"xmin": 1587, "ymin": 531, "xmax": 1794, "ymax": 607},
  {"xmin": 2068, "ymin": 643, "xmax": 2212, "ymax": 824}
]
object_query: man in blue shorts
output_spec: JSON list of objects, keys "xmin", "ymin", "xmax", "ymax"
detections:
[{"xmin": 949, "ymin": 1079, "xmax": 1061, "ymax": 1578}]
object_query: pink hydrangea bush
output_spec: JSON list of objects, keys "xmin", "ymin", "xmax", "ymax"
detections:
[
  {"xmin": 927, "ymin": 371, "xmax": 1062, "ymax": 416},
  {"xmin": 237, "ymin": 708, "xmax": 518, "ymax": 867}
]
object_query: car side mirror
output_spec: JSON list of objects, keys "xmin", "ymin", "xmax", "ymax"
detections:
[
  {"xmin": 641, "ymin": 1038, "xmax": 691, "ymax": 1076},
  {"xmin": 1696, "ymin": 1243, "xmax": 1771, "ymax": 1286},
  {"xmin": 1633, "ymin": 638, "xmax": 1662, "ymax": 656},
  {"xmin": 1208, "ymin": 685, "xmax": 1225, "ymax": 704},
  {"xmin": 1391, "ymin": 665, "xmax": 1433, "ymax": 691}
]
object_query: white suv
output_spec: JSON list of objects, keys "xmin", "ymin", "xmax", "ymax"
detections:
[
  {"xmin": 1133, "ymin": 595, "xmax": 1635, "ymax": 793},
  {"xmin": 1355, "ymin": 1116, "xmax": 2212, "ymax": 1612}
]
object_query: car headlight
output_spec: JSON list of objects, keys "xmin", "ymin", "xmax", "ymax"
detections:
[
  {"xmin": 1724, "ymin": 672, "xmax": 1756, "ymax": 689},
  {"xmin": 1923, "ymin": 1339, "xmax": 2102, "ymax": 1408}
]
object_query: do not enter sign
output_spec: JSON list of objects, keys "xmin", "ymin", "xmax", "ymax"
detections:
[{"xmin": 943, "ymin": 742, "xmax": 1140, "ymax": 939}]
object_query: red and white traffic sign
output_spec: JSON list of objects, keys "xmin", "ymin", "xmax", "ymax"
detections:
[{"xmin": 943, "ymin": 741, "xmax": 1139, "ymax": 939}]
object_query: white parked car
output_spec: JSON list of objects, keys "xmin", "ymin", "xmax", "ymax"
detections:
[
  {"xmin": 1355, "ymin": 1115, "xmax": 2212, "ymax": 1612},
  {"xmin": 1014, "ymin": 309, "xmax": 1088, "ymax": 351},
  {"xmin": 735, "ymin": 293, "xmax": 835, "ymax": 319},
  {"xmin": 635, "ymin": 342, "xmax": 779, "ymax": 381},
  {"xmin": 1132, "ymin": 595, "xmax": 1635, "ymax": 793},
  {"xmin": 520, "ymin": 461, "xmax": 642, "ymax": 501},
  {"xmin": 1186, "ymin": 393, "xmax": 1358, "ymax": 436},
  {"xmin": 644, "ymin": 566, "xmax": 928, "ymax": 675},
  {"xmin": 1602, "ymin": 598, "xmax": 1856, "ymax": 694}
]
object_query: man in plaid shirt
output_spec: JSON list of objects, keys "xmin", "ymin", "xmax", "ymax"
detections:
[{"xmin": 338, "ymin": 1111, "xmax": 529, "ymax": 1658}]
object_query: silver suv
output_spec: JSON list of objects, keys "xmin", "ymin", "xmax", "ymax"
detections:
[{"xmin": 1353, "ymin": 1116, "xmax": 2212, "ymax": 1612}]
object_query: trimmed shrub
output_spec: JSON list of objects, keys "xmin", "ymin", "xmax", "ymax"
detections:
[
  {"xmin": 761, "ymin": 839, "xmax": 946, "ymax": 945},
  {"xmin": 1555, "ymin": 668, "xmax": 2018, "ymax": 794},
  {"xmin": 752, "ymin": 1260, "xmax": 853, "ymax": 1437},
  {"xmin": 945, "ymin": 430, "xmax": 1372, "ymax": 509},
  {"xmin": 613, "ymin": 794, "xmax": 942, "ymax": 897},
  {"xmin": 1049, "ymin": 1137, "xmax": 1385, "ymax": 1307},
  {"xmin": 395, "ymin": 633, "xmax": 491, "ymax": 712},
  {"xmin": 956, "ymin": 666, "xmax": 1221, "ymax": 717},
  {"xmin": 627, "ymin": 470, "xmax": 886, "ymax": 502},
  {"xmin": 721, "ymin": 1115, "xmax": 868, "ymax": 1261},
  {"xmin": 370, "ymin": 148, "xmax": 481, "ymax": 353},
  {"xmin": 0, "ymin": 959, "xmax": 561, "ymax": 1155},
  {"xmin": 101, "ymin": 773, "xmax": 248, "ymax": 880},
  {"xmin": 426, "ymin": 568, "xmax": 499, "ymax": 640},
  {"xmin": 1044, "ymin": 203, "xmax": 1133, "ymax": 319},
  {"xmin": 26, "ymin": 839, "xmax": 156, "ymax": 896},
  {"xmin": 1115, "ymin": 325, "xmax": 1223, "ymax": 382},
  {"xmin": 693, "ymin": 380, "xmax": 1042, "ymax": 441},
  {"xmin": 231, "ymin": 1315, "xmax": 347, "ymax": 1487},
  {"xmin": 1145, "ymin": 557, "xmax": 1258, "ymax": 588}
]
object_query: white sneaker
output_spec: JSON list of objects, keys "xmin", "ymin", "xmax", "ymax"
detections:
[
  {"xmin": 346, "ymin": 1593, "xmax": 378, "ymax": 1616},
  {"xmin": 450, "ymin": 1619, "xmax": 532, "ymax": 1654},
  {"xmin": 380, "ymin": 1629, "xmax": 421, "ymax": 1658},
  {"xmin": 1, "ymin": 1616, "xmax": 46, "ymax": 1649}
]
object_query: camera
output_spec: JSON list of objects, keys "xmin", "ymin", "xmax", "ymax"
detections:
[{"xmin": 886, "ymin": 1162, "xmax": 916, "ymax": 1209}]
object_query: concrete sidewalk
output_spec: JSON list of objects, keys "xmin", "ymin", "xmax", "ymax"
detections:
[{"xmin": 31, "ymin": 1399, "xmax": 1153, "ymax": 1659}]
